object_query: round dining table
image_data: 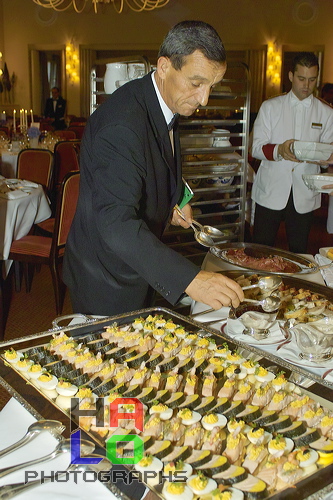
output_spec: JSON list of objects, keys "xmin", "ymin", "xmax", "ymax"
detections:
[
  {"xmin": 0, "ymin": 182, "xmax": 51, "ymax": 339},
  {"xmin": 0, "ymin": 184, "xmax": 51, "ymax": 266}
]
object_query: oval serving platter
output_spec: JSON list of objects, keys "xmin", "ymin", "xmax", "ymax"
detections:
[{"xmin": 210, "ymin": 242, "xmax": 318, "ymax": 275}]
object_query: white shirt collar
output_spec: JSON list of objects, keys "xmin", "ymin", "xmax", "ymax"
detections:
[
  {"xmin": 290, "ymin": 90, "xmax": 313, "ymax": 108},
  {"xmin": 151, "ymin": 71, "xmax": 174, "ymax": 127}
]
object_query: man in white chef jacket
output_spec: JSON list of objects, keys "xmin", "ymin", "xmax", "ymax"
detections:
[{"xmin": 251, "ymin": 52, "xmax": 333, "ymax": 253}]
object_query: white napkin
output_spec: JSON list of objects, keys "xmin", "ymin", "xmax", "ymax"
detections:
[
  {"xmin": 227, "ymin": 317, "xmax": 285, "ymax": 345},
  {"xmin": 190, "ymin": 304, "xmax": 230, "ymax": 330},
  {"xmin": 0, "ymin": 399, "xmax": 118, "ymax": 500},
  {"xmin": 315, "ymin": 254, "xmax": 333, "ymax": 287},
  {"xmin": 19, "ymin": 180, "xmax": 39, "ymax": 188},
  {"xmin": 277, "ymin": 340, "xmax": 333, "ymax": 374},
  {"xmin": 0, "ymin": 189, "xmax": 30, "ymax": 199}
]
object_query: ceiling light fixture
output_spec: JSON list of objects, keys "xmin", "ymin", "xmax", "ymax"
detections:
[{"xmin": 32, "ymin": 0, "xmax": 171, "ymax": 14}]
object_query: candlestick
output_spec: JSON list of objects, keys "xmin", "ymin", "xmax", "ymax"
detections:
[
  {"xmin": 24, "ymin": 110, "xmax": 28, "ymax": 129},
  {"xmin": 13, "ymin": 109, "xmax": 16, "ymax": 133},
  {"xmin": 30, "ymin": 109, "xmax": 34, "ymax": 125},
  {"xmin": 19, "ymin": 109, "xmax": 22, "ymax": 130}
]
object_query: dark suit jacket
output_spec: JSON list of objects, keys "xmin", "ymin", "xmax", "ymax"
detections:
[
  {"xmin": 63, "ymin": 73, "xmax": 199, "ymax": 316},
  {"xmin": 44, "ymin": 96, "xmax": 66, "ymax": 130}
]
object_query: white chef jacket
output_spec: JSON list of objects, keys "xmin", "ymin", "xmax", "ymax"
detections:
[{"xmin": 251, "ymin": 90, "xmax": 333, "ymax": 213}]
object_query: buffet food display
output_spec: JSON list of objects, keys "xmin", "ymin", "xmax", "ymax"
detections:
[
  {"xmin": 1, "ymin": 305, "xmax": 333, "ymax": 500},
  {"xmin": 210, "ymin": 243, "xmax": 318, "ymax": 275}
]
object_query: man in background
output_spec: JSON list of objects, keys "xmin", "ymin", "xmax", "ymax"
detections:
[
  {"xmin": 251, "ymin": 52, "xmax": 333, "ymax": 253},
  {"xmin": 44, "ymin": 87, "xmax": 66, "ymax": 130}
]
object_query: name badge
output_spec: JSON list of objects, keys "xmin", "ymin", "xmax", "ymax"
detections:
[{"xmin": 311, "ymin": 122, "xmax": 322, "ymax": 129}]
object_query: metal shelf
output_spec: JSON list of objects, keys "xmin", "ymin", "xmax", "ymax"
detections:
[{"xmin": 162, "ymin": 61, "xmax": 251, "ymax": 257}]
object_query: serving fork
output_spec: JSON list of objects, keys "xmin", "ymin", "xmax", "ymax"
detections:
[{"xmin": 0, "ymin": 420, "xmax": 65, "ymax": 459}]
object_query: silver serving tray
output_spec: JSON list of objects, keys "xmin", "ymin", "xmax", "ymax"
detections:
[
  {"xmin": 210, "ymin": 241, "xmax": 318, "ymax": 274},
  {"xmin": 1, "ymin": 307, "xmax": 333, "ymax": 500}
]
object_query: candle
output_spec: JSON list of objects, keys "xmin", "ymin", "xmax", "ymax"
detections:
[
  {"xmin": 1, "ymin": 111, "xmax": 5, "ymax": 121},
  {"xmin": 19, "ymin": 109, "xmax": 22, "ymax": 129},
  {"xmin": 30, "ymin": 109, "xmax": 34, "ymax": 125},
  {"xmin": 24, "ymin": 110, "xmax": 28, "ymax": 129},
  {"xmin": 13, "ymin": 109, "xmax": 16, "ymax": 133}
]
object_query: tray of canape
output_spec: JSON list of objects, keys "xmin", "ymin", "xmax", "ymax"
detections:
[{"xmin": 0, "ymin": 307, "xmax": 333, "ymax": 500}]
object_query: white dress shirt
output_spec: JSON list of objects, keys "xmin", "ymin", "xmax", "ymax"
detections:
[{"xmin": 251, "ymin": 90, "xmax": 333, "ymax": 213}]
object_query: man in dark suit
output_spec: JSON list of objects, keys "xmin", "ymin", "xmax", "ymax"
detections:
[
  {"xmin": 44, "ymin": 87, "xmax": 67, "ymax": 130},
  {"xmin": 63, "ymin": 20, "xmax": 244, "ymax": 316}
]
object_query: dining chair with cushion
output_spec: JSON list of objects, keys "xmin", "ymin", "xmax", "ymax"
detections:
[
  {"xmin": 54, "ymin": 130, "xmax": 77, "ymax": 140},
  {"xmin": 9, "ymin": 171, "xmax": 80, "ymax": 315},
  {"xmin": 39, "ymin": 121, "xmax": 54, "ymax": 132},
  {"xmin": 67, "ymin": 125, "xmax": 85, "ymax": 139},
  {"xmin": 70, "ymin": 116, "xmax": 87, "ymax": 125},
  {"xmin": 53, "ymin": 139, "xmax": 80, "ymax": 189},
  {"xmin": 0, "ymin": 126, "xmax": 10, "ymax": 138},
  {"xmin": 17, "ymin": 148, "xmax": 54, "ymax": 196}
]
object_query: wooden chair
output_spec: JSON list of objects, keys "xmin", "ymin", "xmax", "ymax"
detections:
[
  {"xmin": 9, "ymin": 171, "xmax": 80, "ymax": 315},
  {"xmin": 67, "ymin": 125, "xmax": 85, "ymax": 139},
  {"xmin": 17, "ymin": 148, "xmax": 54, "ymax": 196},
  {"xmin": 39, "ymin": 121, "xmax": 54, "ymax": 132},
  {"xmin": 54, "ymin": 130, "xmax": 77, "ymax": 140},
  {"xmin": 70, "ymin": 116, "xmax": 87, "ymax": 125},
  {"xmin": 36, "ymin": 140, "xmax": 80, "ymax": 229},
  {"xmin": 0, "ymin": 126, "xmax": 9, "ymax": 137},
  {"xmin": 53, "ymin": 140, "xmax": 80, "ymax": 189}
]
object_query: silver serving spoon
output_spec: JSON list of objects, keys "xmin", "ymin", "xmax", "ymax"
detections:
[
  {"xmin": 0, "ymin": 420, "xmax": 66, "ymax": 459},
  {"xmin": 193, "ymin": 226, "xmax": 215, "ymax": 247},
  {"xmin": 242, "ymin": 275, "xmax": 282, "ymax": 292},
  {"xmin": 190, "ymin": 294, "xmax": 280, "ymax": 318},
  {"xmin": 174, "ymin": 205, "xmax": 217, "ymax": 246},
  {"xmin": 190, "ymin": 218, "xmax": 226, "ymax": 239},
  {"xmin": 0, "ymin": 457, "xmax": 112, "ymax": 499},
  {"xmin": 0, "ymin": 438, "xmax": 95, "ymax": 478},
  {"xmin": 242, "ymin": 295, "xmax": 281, "ymax": 312}
]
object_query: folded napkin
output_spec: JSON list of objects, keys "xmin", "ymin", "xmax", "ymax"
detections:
[
  {"xmin": 315, "ymin": 254, "xmax": 333, "ymax": 287},
  {"xmin": 278, "ymin": 340, "xmax": 333, "ymax": 375},
  {"xmin": 0, "ymin": 189, "xmax": 30, "ymax": 199},
  {"xmin": 19, "ymin": 179, "xmax": 39, "ymax": 188},
  {"xmin": 227, "ymin": 317, "xmax": 285, "ymax": 345}
]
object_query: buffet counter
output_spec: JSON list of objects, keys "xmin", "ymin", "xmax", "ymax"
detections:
[
  {"xmin": 190, "ymin": 251, "xmax": 333, "ymax": 383},
  {"xmin": 1, "ymin": 255, "xmax": 333, "ymax": 500}
]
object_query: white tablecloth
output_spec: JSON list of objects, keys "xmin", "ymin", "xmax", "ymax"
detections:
[
  {"xmin": 0, "ymin": 151, "xmax": 18, "ymax": 178},
  {"xmin": 0, "ymin": 185, "xmax": 51, "ymax": 274}
]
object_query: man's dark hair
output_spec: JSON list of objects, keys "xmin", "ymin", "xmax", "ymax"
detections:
[
  {"xmin": 158, "ymin": 20, "xmax": 226, "ymax": 71},
  {"xmin": 51, "ymin": 87, "xmax": 60, "ymax": 92},
  {"xmin": 291, "ymin": 52, "xmax": 319, "ymax": 73}
]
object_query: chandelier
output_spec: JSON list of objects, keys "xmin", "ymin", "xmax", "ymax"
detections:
[{"xmin": 32, "ymin": 0, "xmax": 171, "ymax": 14}]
